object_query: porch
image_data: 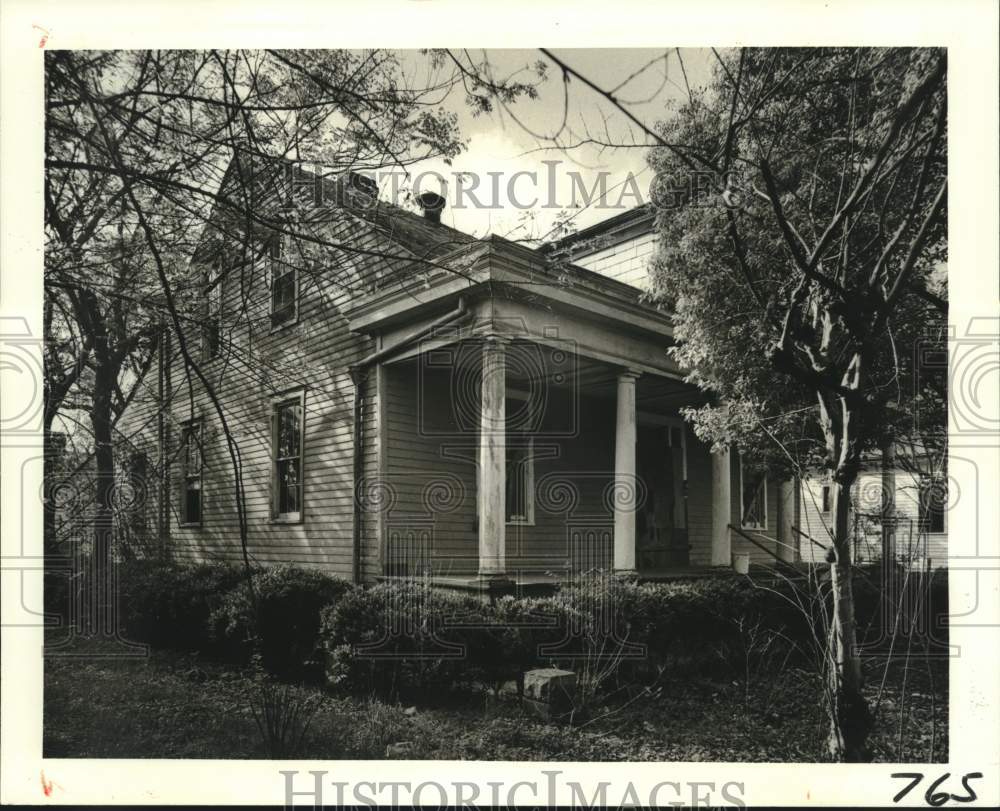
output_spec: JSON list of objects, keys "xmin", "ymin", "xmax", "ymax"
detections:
[{"xmin": 346, "ymin": 235, "xmax": 752, "ymax": 584}]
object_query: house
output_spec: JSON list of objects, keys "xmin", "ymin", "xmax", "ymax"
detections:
[{"xmin": 117, "ymin": 157, "xmax": 947, "ymax": 591}]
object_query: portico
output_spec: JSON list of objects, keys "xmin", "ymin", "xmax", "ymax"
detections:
[{"xmin": 345, "ymin": 234, "xmax": 758, "ymax": 585}]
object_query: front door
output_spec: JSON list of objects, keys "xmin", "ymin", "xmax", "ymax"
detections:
[{"xmin": 636, "ymin": 422, "xmax": 688, "ymax": 569}]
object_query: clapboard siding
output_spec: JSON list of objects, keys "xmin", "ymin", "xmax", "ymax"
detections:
[
  {"xmin": 118, "ymin": 206, "xmax": 391, "ymax": 577},
  {"xmin": 799, "ymin": 467, "xmax": 947, "ymax": 567},
  {"xmin": 573, "ymin": 231, "xmax": 658, "ymax": 290}
]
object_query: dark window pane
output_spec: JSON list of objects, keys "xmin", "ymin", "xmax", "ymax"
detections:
[
  {"xmin": 184, "ymin": 480, "xmax": 200, "ymax": 524},
  {"xmin": 278, "ymin": 404, "xmax": 300, "ymax": 457},
  {"xmin": 742, "ymin": 468, "xmax": 766, "ymax": 528},
  {"xmin": 920, "ymin": 476, "xmax": 946, "ymax": 533},
  {"xmin": 506, "ymin": 446, "xmax": 528, "ymax": 521}
]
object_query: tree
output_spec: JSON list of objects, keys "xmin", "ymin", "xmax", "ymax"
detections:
[
  {"xmin": 44, "ymin": 48, "xmax": 543, "ymax": 630},
  {"xmin": 645, "ymin": 47, "xmax": 947, "ymax": 760}
]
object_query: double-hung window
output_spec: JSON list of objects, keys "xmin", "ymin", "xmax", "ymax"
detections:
[
  {"xmin": 272, "ymin": 391, "xmax": 305, "ymax": 521},
  {"xmin": 181, "ymin": 421, "xmax": 202, "ymax": 525},
  {"xmin": 269, "ymin": 235, "xmax": 297, "ymax": 328},
  {"xmin": 203, "ymin": 264, "xmax": 223, "ymax": 359}
]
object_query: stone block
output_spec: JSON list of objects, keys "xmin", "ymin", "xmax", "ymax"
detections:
[{"xmin": 522, "ymin": 667, "xmax": 576, "ymax": 707}]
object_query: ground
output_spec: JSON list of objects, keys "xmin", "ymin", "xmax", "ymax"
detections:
[{"xmin": 44, "ymin": 643, "xmax": 947, "ymax": 762}]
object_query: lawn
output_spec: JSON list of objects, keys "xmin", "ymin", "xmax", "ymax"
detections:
[{"xmin": 44, "ymin": 643, "xmax": 947, "ymax": 762}]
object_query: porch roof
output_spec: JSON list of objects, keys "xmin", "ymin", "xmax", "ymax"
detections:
[{"xmin": 346, "ymin": 234, "xmax": 684, "ymax": 380}]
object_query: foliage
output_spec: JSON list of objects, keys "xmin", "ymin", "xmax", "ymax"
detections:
[
  {"xmin": 647, "ymin": 48, "xmax": 948, "ymax": 473},
  {"xmin": 244, "ymin": 659, "xmax": 324, "ymax": 758},
  {"xmin": 209, "ymin": 564, "xmax": 350, "ymax": 681},
  {"xmin": 43, "ymin": 643, "xmax": 948, "ymax": 762},
  {"xmin": 117, "ymin": 558, "xmax": 242, "ymax": 651},
  {"xmin": 320, "ymin": 580, "xmax": 486, "ymax": 698}
]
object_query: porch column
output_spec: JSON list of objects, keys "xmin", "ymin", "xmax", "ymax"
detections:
[
  {"xmin": 478, "ymin": 336, "xmax": 508, "ymax": 578},
  {"xmin": 777, "ymin": 478, "xmax": 798, "ymax": 563},
  {"xmin": 613, "ymin": 370, "xmax": 640, "ymax": 574},
  {"xmin": 710, "ymin": 447, "xmax": 732, "ymax": 566}
]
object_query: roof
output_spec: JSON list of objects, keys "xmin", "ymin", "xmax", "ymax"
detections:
[{"xmin": 544, "ymin": 203, "xmax": 655, "ymax": 259}]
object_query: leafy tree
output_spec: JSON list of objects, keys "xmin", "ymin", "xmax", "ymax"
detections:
[{"xmin": 646, "ymin": 47, "xmax": 947, "ymax": 760}]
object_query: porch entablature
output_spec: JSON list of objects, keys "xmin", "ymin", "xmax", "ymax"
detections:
[{"xmin": 348, "ymin": 235, "xmax": 683, "ymax": 380}]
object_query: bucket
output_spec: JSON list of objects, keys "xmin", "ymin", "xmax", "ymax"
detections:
[{"xmin": 732, "ymin": 553, "xmax": 750, "ymax": 575}]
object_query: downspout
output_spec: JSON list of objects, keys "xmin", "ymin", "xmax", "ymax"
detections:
[{"xmin": 349, "ymin": 296, "xmax": 469, "ymax": 584}]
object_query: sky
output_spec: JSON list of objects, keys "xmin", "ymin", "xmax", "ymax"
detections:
[{"xmin": 394, "ymin": 48, "xmax": 716, "ymax": 241}]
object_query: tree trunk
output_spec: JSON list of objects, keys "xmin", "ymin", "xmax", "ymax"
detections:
[{"xmin": 826, "ymin": 476, "xmax": 874, "ymax": 761}]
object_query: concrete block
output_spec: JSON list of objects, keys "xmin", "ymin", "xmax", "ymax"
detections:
[{"xmin": 522, "ymin": 667, "xmax": 576, "ymax": 706}]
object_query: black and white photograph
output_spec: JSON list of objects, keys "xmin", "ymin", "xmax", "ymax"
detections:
[{"xmin": 2, "ymin": 0, "xmax": 998, "ymax": 806}]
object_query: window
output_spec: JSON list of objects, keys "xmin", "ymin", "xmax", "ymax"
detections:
[
  {"xmin": 919, "ymin": 474, "xmax": 946, "ymax": 534},
  {"xmin": 181, "ymin": 421, "xmax": 202, "ymax": 525},
  {"xmin": 505, "ymin": 437, "xmax": 535, "ymax": 525},
  {"xmin": 272, "ymin": 392, "xmax": 304, "ymax": 521},
  {"xmin": 203, "ymin": 265, "xmax": 223, "ymax": 359},
  {"xmin": 129, "ymin": 450, "xmax": 148, "ymax": 537},
  {"xmin": 740, "ymin": 462, "xmax": 767, "ymax": 530},
  {"xmin": 268, "ymin": 235, "xmax": 297, "ymax": 328},
  {"xmin": 821, "ymin": 484, "xmax": 832, "ymax": 513}
]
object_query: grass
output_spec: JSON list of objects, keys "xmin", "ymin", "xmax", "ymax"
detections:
[{"xmin": 44, "ymin": 641, "xmax": 947, "ymax": 762}]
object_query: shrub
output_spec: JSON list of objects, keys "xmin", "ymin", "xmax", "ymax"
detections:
[
  {"xmin": 117, "ymin": 558, "xmax": 242, "ymax": 651},
  {"xmin": 320, "ymin": 581, "xmax": 489, "ymax": 698},
  {"xmin": 209, "ymin": 564, "xmax": 350, "ymax": 681}
]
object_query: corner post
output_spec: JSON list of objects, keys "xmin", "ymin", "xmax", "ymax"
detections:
[
  {"xmin": 478, "ymin": 336, "xmax": 509, "ymax": 578},
  {"xmin": 613, "ymin": 370, "xmax": 640, "ymax": 574}
]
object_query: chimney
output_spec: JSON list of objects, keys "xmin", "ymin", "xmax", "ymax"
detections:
[{"xmin": 417, "ymin": 191, "xmax": 445, "ymax": 224}]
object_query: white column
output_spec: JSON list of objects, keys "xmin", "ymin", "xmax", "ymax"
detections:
[
  {"xmin": 478, "ymin": 337, "xmax": 507, "ymax": 577},
  {"xmin": 777, "ymin": 478, "xmax": 798, "ymax": 563},
  {"xmin": 710, "ymin": 447, "xmax": 732, "ymax": 566},
  {"xmin": 613, "ymin": 370, "xmax": 640, "ymax": 574}
]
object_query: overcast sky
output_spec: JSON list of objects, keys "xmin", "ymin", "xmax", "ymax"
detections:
[{"xmin": 395, "ymin": 48, "xmax": 716, "ymax": 242}]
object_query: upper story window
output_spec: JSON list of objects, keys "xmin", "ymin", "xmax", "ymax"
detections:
[
  {"xmin": 272, "ymin": 391, "xmax": 305, "ymax": 522},
  {"xmin": 203, "ymin": 264, "xmax": 223, "ymax": 359},
  {"xmin": 740, "ymin": 461, "xmax": 767, "ymax": 530},
  {"xmin": 180, "ymin": 420, "xmax": 202, "ymax": 525},
  {"xmin": 919, "ymin": 474, "xmax": 946, "ymax": 534},
  {"xmin": 268, "ymin": 235, "xmax": 298, "ymax": 329}
]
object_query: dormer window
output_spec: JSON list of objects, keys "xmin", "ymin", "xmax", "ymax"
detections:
[{"xmin": 269, "ymin": 235, "xmax": 298, "ymax": 328}]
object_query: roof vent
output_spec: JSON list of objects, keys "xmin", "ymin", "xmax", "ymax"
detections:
[{"xmin": 417, "ymin": 191, "xmax": 445, "ymax": 224}]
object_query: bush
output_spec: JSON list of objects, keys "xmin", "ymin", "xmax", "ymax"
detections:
[
  {"xmin": 318, "ymin": 570, "xmax": 945, "ymax": 702},
  {"xmin": 320, "ymin": 581, "xmax": 492, "ymax": 698},
  {"xmin": 209, "ymin": 564, "xmax": 350, "ymax": 681},
  {"xmin": 118, "ymin": 558, "xmax": 242, "ymax": 651}
]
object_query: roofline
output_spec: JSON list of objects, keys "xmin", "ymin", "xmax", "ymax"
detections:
[{"xmin": 545, "ymin": 203, "xmax": 655, "ymax": 255}]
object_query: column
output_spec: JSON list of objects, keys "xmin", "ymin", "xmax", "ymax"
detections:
[
  {"xmin": 777, "ymin": 478, "xmax": 798, "ymax": 563},
  {"xmin": 613, "ymin": 370, "xmax": 640, "ymax": 574},
  {"xmin": 710, "ymin": 447, "xmax": 732, "ymax": 566},
  {"xmin": 478, "ymin": 337, "xmax": 507, "ymax": 578}
]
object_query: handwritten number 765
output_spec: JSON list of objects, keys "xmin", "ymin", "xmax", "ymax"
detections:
[{"xmin": 892, "ymin": 772, "xmax": 983, "ymax": 806}]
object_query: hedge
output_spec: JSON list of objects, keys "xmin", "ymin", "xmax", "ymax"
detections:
[
  {"xmin": 208, "ymin": 563, "xmax": 351, "ymax": 681},
  {"xmin": 117, "ymin": 558, "xmax": 243, "ymax": 651}
]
